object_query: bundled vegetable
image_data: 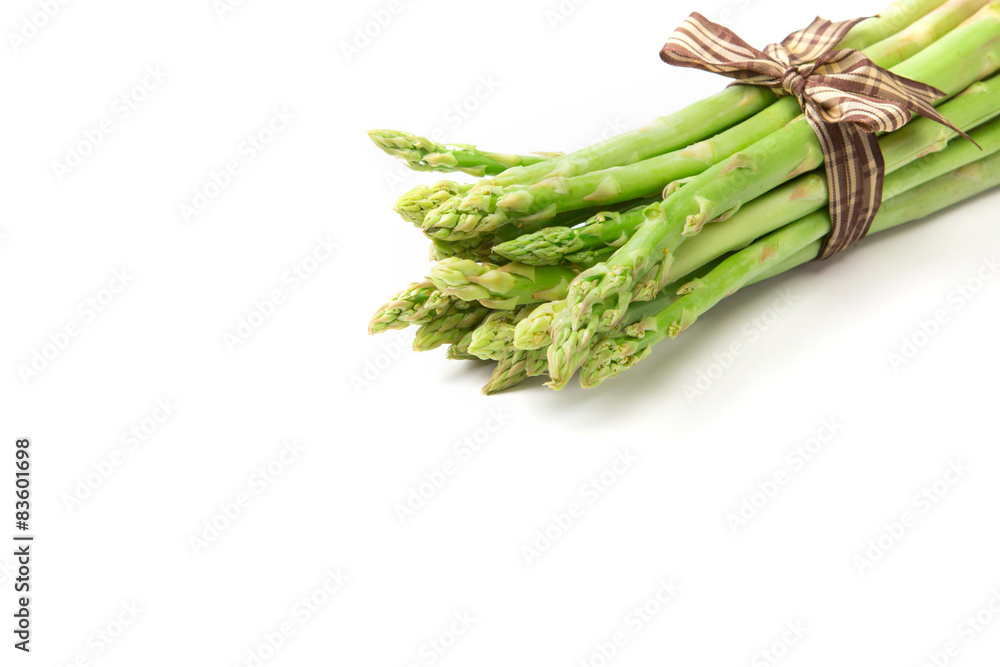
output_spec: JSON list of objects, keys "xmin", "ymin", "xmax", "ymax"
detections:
[{"xmin": 367, "ymin": 0, "xmax": 1000, "ymax": 393}]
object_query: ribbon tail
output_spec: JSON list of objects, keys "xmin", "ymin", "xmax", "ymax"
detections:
[
  {"xmin": 907, "ymin": 99, "xmax": 981, "ymax": 149},
  {"xmin": 864, "ymin": 66, "xmax": 980, "ymax": 147},
  {"xmin": 809, "ymin": 116, "xmax": 884, "ymax": 259}
]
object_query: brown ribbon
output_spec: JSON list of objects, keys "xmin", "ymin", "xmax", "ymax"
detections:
[{"xmin": 660, "ymin": 13, "xmax": 974, "ymax": 259}]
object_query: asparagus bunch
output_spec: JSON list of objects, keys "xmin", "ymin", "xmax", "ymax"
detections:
[
  {"xmin": 366, "ymin": 0, "xmax": 1000, "ymax": 394},
  {"xmin": 368, "ymin": 130, "xmax": 557, "ymax": 177}
]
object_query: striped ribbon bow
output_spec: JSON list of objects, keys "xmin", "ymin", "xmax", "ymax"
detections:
[{"xmin": 660, "ymin": 13, "xmax": 973, "ymax": 258}]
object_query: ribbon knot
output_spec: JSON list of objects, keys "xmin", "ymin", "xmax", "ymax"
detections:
[
  {"xmin": 660, "ymin": 13, "xmax": 975, "ymax": 259},
  {"xmin": 780, "ymin": 64, "xmax": 812, "ymax": 99}
]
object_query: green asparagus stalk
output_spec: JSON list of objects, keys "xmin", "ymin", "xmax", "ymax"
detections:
[
  {"xmin": 483, "ymin": 348, "xmax": 548, "ymax": 395},
  {"xmin": 483, "ymin": 267, "xmax": 745, "ymax": 388},
  {"xmin": 581, "ymin": 146, "xmax": 1000, "ymax": 387},
  {"xmin": 428, "ymin": 197, "xmax": 658, "ymax": 262},
  {"xmin": 495, "ymin": 178, "xmax": 825, "ymax": 267},
  {"xmin": 429, "ymin": 258, "xmax": 577, "ymax": 310},
  {"xmin": 491, "ymin": 87, "xmax": 775, "ymax": 187},
  {"xmin": 512, "ymin": 301, "xmax": 566, "ymax": 350},
  {"xmin": 395, "ymin": 181, "xmax": 474, "ymax": 226},
  {"xmin": 369, "ymin": 129, "xmax": 557, "ymax": 177},
  {"xmin": 494, "ymin": 200, "xmax": 660, "ymax": 266},
  {"xmin": 468, "ymin": 310, "xmax": 520, "ymax": 361},
  {"xmin": 512, "ymin": 253, "xmax": 732, "ymax": 352},
  {"xmin": 548, "ymin": 5, "xmax": 1000, "ymax": 387},
  {"xmin": 368, "ymin": 281, "xmax": 451, "ymax": 334},
  {"xmin": 413, "ymin": 306, "xmax": 490, "ymax": 351},
  {"xmin": 419, "ymin": 0, "xmax": 986, "ymax": 243}
]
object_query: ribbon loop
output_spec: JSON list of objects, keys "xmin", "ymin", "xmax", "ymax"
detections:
[{"xmin": 660, "ymin": 13, "xmax": 975, "ymax": 259}]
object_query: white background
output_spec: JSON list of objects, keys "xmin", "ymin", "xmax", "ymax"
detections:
[{"xmin": 2, "ymin": 0, "xmax": 1000, "ymax": 665}]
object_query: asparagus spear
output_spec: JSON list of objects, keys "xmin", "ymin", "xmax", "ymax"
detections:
[
  {"xmin": 395, "ymin": 181, "xmax": 473, "ymax": 226},
  {"xmin": 429, "ymin": 258, "xmax": 577, "ymax": 310},
  {"xmin": 494, "ymin": 181, "xmax": 818, "ymax": 267},
  {"xmin": 469, "ymin": 311, "xmax": 519, "ymax": 361},
  {"xmin": 511, "ymin": 254, "xmax": 732, "ymax": 352},
  {"xmin": 581, "ymin": 147, "xmax": 1000, "ymax": 387},
  {"xmin": 549, "ymin": 6, "xmax": 1000, "ymax": 387},
  {"xmin": 368, "ymin": 281, "xmax": 451, "ymax": 334},
  {"xmin": 483, "ymin": 348, "xmax": 548, "ymax": 395},
  {"xmin": 483, "ymin": 263, "xmax": 737, "ymax": 392},
  {"xmin": 413, "ymin": 306, "xmax": 491, "ymax": 351},
  {"xmin": 512, "ymin": 301, "xmax": 566, "ymax": 351},
  {"xmin": 428, "ymin": 198, "xmax": 657, "ymax": 262},
  {"xmin": 368, "ymin": 130, "xmax": 556, "ymax": 177}
]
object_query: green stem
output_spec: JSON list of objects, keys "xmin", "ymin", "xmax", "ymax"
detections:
[
  {"xmin": 483, "ymin": 348, "xmax": 548, "ymax": 395},
  {"xmin": 413, "ymin": 306, "xmax": 490, "ymax": 351},
  {"xmin": 368, "ymin": 129, "xmax": 555, "ymax": 177},
  {"xmin": 369, "ymin": 281, "xmax": 451, "ymax": 334},
  {"xmin": 469, "ymin": 310, "xmax": 519, "ymax": 360},
  {"xmin": 429, "ymin": 258, "xmax": 577, "ymax": 310},
  {"xmin": 395, "ymin": 181, "xmax": 472, "ymax": 227}
]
